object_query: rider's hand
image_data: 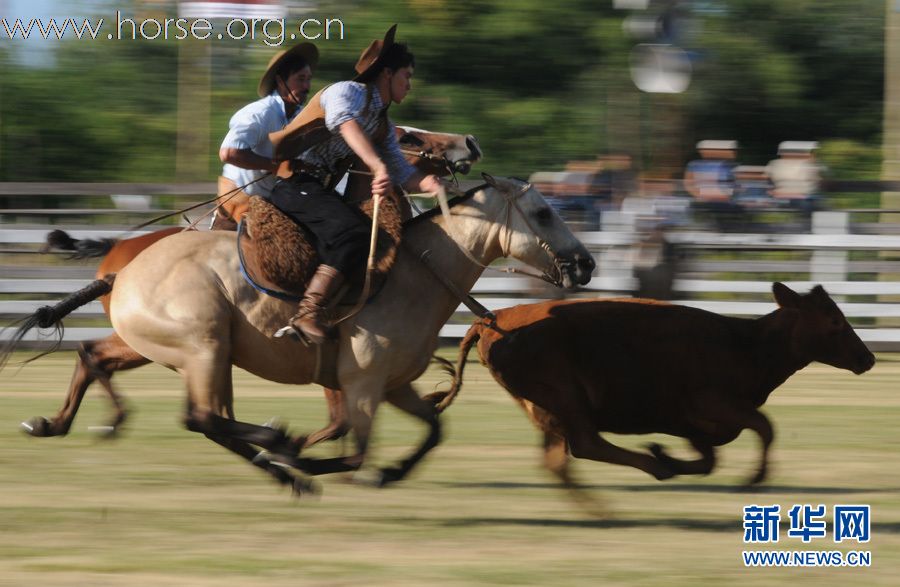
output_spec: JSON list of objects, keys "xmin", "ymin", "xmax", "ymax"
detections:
[{"xmin": 371, "ymin": 165, "xmax": 391, "ymax": 198}]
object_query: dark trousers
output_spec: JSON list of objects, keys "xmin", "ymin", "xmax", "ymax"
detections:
[{"xmin": 266, "ymin": 174, "xmax": 370, "ymax": 276}]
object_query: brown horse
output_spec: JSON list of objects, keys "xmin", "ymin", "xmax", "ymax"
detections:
[{"xmin": 31, "ymin": 126, "xmax": 482, "ymax": 440}]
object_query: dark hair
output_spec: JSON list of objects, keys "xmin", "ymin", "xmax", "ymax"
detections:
[
  {"xmin": 380, "ymin": 43, "xmax": 415, "ymax": 73},
  {"xmin": 275, "ymin": 56, "xmax": 310, "ymax": 80}
]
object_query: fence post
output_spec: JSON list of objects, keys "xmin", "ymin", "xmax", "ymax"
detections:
[
  {"xmin": 599, "ymin": 209, "xmax": 637, "ymax": 290},
  {"xmin": 810, "ymin": 210, "xmax": 849, "ymax": 284}
]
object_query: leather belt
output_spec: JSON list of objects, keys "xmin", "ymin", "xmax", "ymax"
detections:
[{"xmin": 275, "ymin": 159, "xmax": 333, "ymax": 187}]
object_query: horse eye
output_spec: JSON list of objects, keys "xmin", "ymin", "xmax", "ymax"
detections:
[
  {"xmin": 534, "ymin": 207, "xmax": 553, "ymax": 224},
  {"xmin": 399, "ymin": 134, "xmax": 425, "ymax": 147}
]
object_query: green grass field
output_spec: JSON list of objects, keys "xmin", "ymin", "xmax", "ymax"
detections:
[{"xmin": 0, "ymin": 350, "xmax": 898, "ymax": 586}]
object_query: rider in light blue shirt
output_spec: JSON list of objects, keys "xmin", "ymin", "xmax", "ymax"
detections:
[{"xmin": 216, "ymin": 43, "xmax": 318, "ymax": 218}]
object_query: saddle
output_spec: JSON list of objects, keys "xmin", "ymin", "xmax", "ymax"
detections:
[{"xmin": 238, "ymin": 195, "xmax": 403, "ymax": 302}]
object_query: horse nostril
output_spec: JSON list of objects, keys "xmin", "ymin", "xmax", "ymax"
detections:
[{"xmin": 577, "ymin": 256, "xmax": 596, "ymax": 272}]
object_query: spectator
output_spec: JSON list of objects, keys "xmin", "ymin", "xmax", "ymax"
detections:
[
  {"xmin": 766, "ymin": 141, "xmax": 825, "ymax": 221},
  {"xmin": 683, "ymin": 140, "xmax": 746, "ymax": 231}
]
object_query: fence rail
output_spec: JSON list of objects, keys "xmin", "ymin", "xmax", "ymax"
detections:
[{"xmin": 5, "ymin": 182, "xmax": 900, "ymax": 350}]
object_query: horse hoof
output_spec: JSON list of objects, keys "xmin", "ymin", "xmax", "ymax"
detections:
[
  {"xmin": 351, "ymin": 468, "xmax": 386, "ymax": 488},
  {"xmin": 21, "ymin": 417, "xmax": 52, "ymax": 437},
  {"xmin": 88, "ymin": 425, "xmax": 118, "ymax": 439},
  {"xmin": 291, "ymin": 476, "xmax": 322, "ymax": 498}
]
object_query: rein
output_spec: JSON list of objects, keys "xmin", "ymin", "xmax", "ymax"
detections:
[
  {"xmin": 115, "ymin": 175, "xmax": 269, "ymax": 239},
  {"xmin": 434, "ymin": 182, "xmax": 567, "ymax": 287}
]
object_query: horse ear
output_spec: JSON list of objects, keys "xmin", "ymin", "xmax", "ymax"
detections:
[
  {"xmin": 481, "ymin": 172, "xmax": 498, "ymax": 187},
  {"xmin": 772, "ymin": 282, "xmax": 801, "ymax": 309}
]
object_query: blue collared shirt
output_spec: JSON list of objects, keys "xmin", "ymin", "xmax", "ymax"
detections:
[
  {"xmin": 220, "ymin": 92, "xmax": 298, "ymax": 197},
  {"xmin": 299, "ymin": 81, "xmax": 416, "ymax": 185}
]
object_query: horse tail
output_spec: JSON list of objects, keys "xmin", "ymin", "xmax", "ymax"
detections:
[
  {"xmin": 0, "ymin": 274, "xmax": 116, "ymax": 370},
  {"xmin": 425, "ymin": 320, "xmax": 483, "ymax": 413},
  {"xmin": 45, "ymin": 229, "xmax": 118, "ymax": 259}
]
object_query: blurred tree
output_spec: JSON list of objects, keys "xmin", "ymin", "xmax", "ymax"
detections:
[{"xmin": 0, "ymin": 0, "xmax": 886, "ymax": 182}]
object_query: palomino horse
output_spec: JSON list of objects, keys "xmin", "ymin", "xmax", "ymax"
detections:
[
  {"xmin": 9, "ymin": 175, "xmax": 595, "ymax": 493},
  {"xmin": 31, "ymin": 127, "xmax": 482, "ymax": 440}
]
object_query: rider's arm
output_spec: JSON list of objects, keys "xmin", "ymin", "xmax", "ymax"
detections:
[
  {"xmin": 339, "ymin": 119, "xmax": 390, "ymax": 197},
  {"xmin": 219, "ymin": 147, "xmax": 278, "ymax": 173}
]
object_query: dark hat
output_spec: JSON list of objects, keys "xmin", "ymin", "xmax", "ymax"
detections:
[
  {"xmin": 353, "ymin": 25, "xmax": 397, "ymax": 83},
  {"xmin": 258, "ymin": 42, "xmax": 319, "ymax": 98}
]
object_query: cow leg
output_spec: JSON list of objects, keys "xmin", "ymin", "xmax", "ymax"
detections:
[
  {"xmin": 297, "ymin": 387, "xmax": 350, "ymax": 449},
  {"xmin": 743, "ymin": 410, "xmax": 774, "ymax": 486},
  {"xmin": 543, "ymin": 431, "xmax": 572, "ymax": 485},
  {"xmin": 649, "ymin": 438, "xmax": 716, "ymax": 476}
]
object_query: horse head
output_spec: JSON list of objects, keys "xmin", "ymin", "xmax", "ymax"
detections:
[
  {"xmin": 396, "ymin": 126, "xmax": 482, "ymax": 176},
  {"xmin": 471, "ymin": 173, "xmax": 595, "ymax": 289}
]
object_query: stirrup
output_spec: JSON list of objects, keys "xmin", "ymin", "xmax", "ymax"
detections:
[{"xmin": 274, "ymin": 324, "xmax": 310, "ymax": 345}]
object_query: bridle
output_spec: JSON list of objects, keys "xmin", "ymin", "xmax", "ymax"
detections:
[{"xmin": 434, "ymin": 181, "xmax": 571, "ymax": 288}]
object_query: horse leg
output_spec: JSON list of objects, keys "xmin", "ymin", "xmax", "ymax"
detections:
[
  {"xmin": 298, "ymin": 387, "xmax": 350, "ymax": 449},
  {"xmin": 648, "ymin": 438, "xmax": 717, "ymax": 476},
  {"xmin": 22, "ymin": 335, "xmax": 144, "ymax": 437},
  {"xmin": 204, "ymin": 432, "xmax": 319, "ymax": 496},
  {"xmin": 375, "ymin": 383, "xmax": 442, "ymax": 486}
]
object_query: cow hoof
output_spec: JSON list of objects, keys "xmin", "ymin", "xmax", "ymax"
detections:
[{"xmin": 21, "ymin": 417, "xmax": 53, "ymax": 437}]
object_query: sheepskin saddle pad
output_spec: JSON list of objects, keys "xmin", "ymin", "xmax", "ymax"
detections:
[{"xmin": 238, "ymin": 195, "xmax": 403, "ymax": 300}]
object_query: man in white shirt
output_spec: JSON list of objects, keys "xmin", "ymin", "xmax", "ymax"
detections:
[{"xmin": 214, "ymin": 42, "xmax": 318, "ymax": 227}]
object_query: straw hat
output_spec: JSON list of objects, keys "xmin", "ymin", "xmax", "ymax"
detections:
[
  {"xmin": 353, "ymin": 25, "xmax": 398, "ymax": 83},
  {"xmin": 258, "ymin": 42, "xmax": 319, "ymax": 98}
]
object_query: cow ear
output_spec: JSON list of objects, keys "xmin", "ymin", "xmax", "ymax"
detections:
[
  {"xmin": 481, "ymin": 172, "xmax": 498, "ymax": 188},
  {"xmin": 773, "ymin": 282, "xmax": 801, "ymax": 308}
]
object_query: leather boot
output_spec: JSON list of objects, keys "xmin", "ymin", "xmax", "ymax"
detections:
[{"xmin": 290, "ymin": 265, "xmax": 344, "ymax": 345}]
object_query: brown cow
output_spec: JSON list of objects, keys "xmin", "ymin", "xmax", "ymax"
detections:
[{"xmin": 430, "ymin": 283, "xmax": 875, "ymax": 489}]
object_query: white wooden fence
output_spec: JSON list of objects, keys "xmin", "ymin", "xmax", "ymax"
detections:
[{"xmin": 4, "ymin": 186, "xmax": 900, "ymax": 350}]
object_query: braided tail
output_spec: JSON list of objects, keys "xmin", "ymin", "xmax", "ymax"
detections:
[
  {"xmin": 45, "ymin": 229, "xmax": 118, "ymax": 259},
  {"xmin": 0, "ymin": 274, "xmax": 116, "ymax": 369},
  {"xmin": 424, "ymin": 320, "xmax": 484, "ymax": 413}
]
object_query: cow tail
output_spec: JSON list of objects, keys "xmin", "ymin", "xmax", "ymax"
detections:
[
  {"xmin": 427, "ymin": 321, "xmax": 483, "ymax": 413},
  {"xmin": 0, "ymin": 274, "xmax": 116, "ymax": 370},
  {"xmin": 45, "ymin": 229, "xmax": 118, "ymax": 259}
]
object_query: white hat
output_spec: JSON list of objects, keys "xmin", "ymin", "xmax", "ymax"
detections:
[
  {"xmin": 696, "ymin": 140, "xmax": 737, "ymax": 151},
  {"xmin": 778, "ymin": 141, "xmax": 819, "ymax": 154}
]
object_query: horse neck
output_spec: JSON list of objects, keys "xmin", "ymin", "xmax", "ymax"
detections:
[{"xmin": 401, "ymin": 196, "xmax": 505, "ymax": 302}]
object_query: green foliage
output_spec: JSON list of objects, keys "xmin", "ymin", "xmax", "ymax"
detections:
[{"xmin": 0, "ymin": 0, "xmax": 887, "ymax": 181}]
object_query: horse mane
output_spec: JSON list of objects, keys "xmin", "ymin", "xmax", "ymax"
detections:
[{"xmin": 402, "ymin": 183, "xmax": 487, "ymax": 227}]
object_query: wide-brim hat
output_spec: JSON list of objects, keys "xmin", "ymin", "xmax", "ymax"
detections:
[
  {"xmin": 258, "ymin": 42, "xmax": 319, "ymax": 97},
  {"xmin": 353, "ymin": 24, "xmax": 397, "ymax": 83}
]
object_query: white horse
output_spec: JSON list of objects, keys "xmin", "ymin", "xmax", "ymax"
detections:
[{"xmin": 8, "ymin": 175, "xmax": 595, "ymax": 492}]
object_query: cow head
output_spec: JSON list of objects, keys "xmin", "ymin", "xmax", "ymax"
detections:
[{"xmin": 773, "ymin": 282, "xmax": 875, "ymax": 375}]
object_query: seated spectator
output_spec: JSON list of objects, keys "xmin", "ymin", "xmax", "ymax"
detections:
[
  {"xmin": 683, "ymin": 140, "xmax": 746, "ymax": 231},
  {"xmin": 733, "ymin": 165, "xmax": 773, "ymax": 208},
  {"xmin": 766, "ymin": 141, "xmax": 825, "ymax": 219}
]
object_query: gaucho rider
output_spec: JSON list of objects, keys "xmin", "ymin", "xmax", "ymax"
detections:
[
  {"xmin": 218, "ymin": 42, "xmax": 318, "ymax": 227},
  {"xmin": 268, "ymin": 25, "xmax": 449, "ymax": 345}
]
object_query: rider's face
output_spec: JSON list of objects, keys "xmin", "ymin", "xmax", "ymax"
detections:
[
  {"xmin": 279, "ymin": 65, "xmax": 313, "ymax": 107},
  {"xmin": 388, "ymin": 66, "xmax": 414, "ymax": 104}
]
